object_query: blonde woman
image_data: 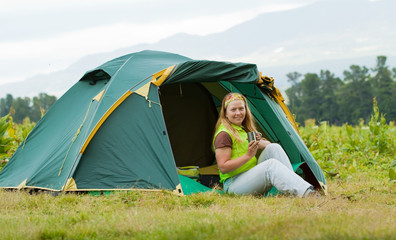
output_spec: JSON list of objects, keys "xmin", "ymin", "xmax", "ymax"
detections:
[{"xmin": 213, "ymin": 92, "xmax": 314, "ymax": 197}]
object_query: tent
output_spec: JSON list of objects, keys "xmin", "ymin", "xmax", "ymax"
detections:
[{"xmin": 0, "ymin": 50, "xmax": 326, "ymax": 195}]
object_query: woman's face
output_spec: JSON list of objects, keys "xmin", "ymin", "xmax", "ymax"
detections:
[{"xmin": 225, "ymin": 99, "xmax": 246, "ymax": 126}]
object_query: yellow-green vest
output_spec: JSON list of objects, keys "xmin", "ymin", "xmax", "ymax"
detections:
[{"xmin": 213, "ymin": 123, "xmax": 257, "ymax": 183}]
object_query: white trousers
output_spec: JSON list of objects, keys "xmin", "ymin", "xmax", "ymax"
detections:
[{"xmin": 224, "ymin": 143, "xmax": 312, "ymax": 197}]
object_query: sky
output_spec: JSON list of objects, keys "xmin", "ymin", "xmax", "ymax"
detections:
[{"xmin": 0, "ymin": 0, "xmax": 317, "ymax": 85}]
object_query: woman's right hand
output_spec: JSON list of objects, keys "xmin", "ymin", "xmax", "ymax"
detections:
[{"xmin": 246, "ymin": 140, "xmax": 259, "ymax": 158}]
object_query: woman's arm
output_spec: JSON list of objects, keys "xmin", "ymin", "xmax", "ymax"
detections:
[{"xmin": 215, "ymin": 141, "xmax": 259, "ymax": 174}]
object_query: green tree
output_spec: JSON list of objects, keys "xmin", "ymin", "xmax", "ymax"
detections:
[
  {"xmin": 370, "ymin": 56, "xmax": 395, "ymax": 120},
  {"xmin": 285, "ymin": 72, "xmax": 302, "ymax": 116},
  {"xmin": 297, "ymin": 73, "xmax": 322, "ymax": 123},
  {"xmin": 31, "ymin": 93, "xmax": 57, "ymax": 122},
  {"xmin": 0, "ymin": 93, "xmax": 57, "ymax": 123},
  {"xmin": 0, "ymin": 98, "xmax": 5, "ymax": 117},
  {"xmin": 318, "ymin": 70, "xmax": 343, "ymax": 124},
  {"xmin": 285, "ymin": 56, "xmax": 396, "ymax": 125},
  {"xmin": 12, "ymin": 97, "xmax": 32, "ymax": 123},
  {"xmin": 0, "ymin": 114, "xmax": 13, "ymax": 160},
  {"xmin": 0, "ymin": 94, "xmax": 14, "ymax": 117},
  {"xmin": 339, "ymin": 65, "xmax": 372, "ymax": 124}
]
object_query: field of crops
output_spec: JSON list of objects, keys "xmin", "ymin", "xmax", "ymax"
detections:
[{"xmin": 0, "ymin": 103, "xmax": 395, "ymax": 239}]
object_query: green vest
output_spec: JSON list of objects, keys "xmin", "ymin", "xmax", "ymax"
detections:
[{"xmin": 213, "ymin": 123, "xmax": 257, "ymax": 183}]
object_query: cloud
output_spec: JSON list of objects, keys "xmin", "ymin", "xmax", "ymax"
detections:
[
  {"xmin": 1, "ymin": 2, "xmax": 305, "ymax": 61},
  {"xmin": 0, "ymin": 0, "xmax": 312, "ymax": 84}
]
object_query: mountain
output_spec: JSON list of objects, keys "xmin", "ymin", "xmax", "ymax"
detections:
[{"xmin": 1, "ymin": 0, "xmax": 395, "ymax": 98}]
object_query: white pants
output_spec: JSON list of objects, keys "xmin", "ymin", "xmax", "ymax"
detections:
[{"xmin": 224, "ymin": 143, "xmax": 312, "ymax": 197}]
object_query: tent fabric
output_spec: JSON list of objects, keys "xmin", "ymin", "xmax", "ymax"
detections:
[
  {"xmin": 0, "ymin": 50, "xmax": 326, "ymax": 195},
  {"xmin": 73, "ymin": 86, "xmax": 179, "ymax": 190}
]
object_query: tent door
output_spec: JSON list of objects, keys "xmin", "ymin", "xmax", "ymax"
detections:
[{"xmin": 159, "ymin": 83, "xmax": 218, "ymax": 168}]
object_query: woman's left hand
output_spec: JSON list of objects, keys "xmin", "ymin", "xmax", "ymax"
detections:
[
  {"xmin": 255, "ymin": 132, "xmax": 262, "ymax": 141},
  {"xmin": 258, "ymin": 139, "xmax": 271, "ymax": 150}
]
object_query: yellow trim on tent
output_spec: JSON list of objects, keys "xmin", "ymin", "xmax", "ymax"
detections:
[
  {"xmin": 319, "ymin": 181, "xmax": 328, "ymax": 195},
  {"xmin": 151, "ymin": 65, "xmax": 176, "ymax": 86},
  {"xmin": 2, "ymin": 186, "xmax": 173, "ymax": 193},
  {"xmin": 17, "ymin": 179, "xmax": 27, "ymax": 189},
  {"xmin": 65, "ymin": 188, "xmax": 164, "ymax": 192},
  {"xmin": 134, "ymin": 82, "xmax": 151, "ymax": 99},
  {"xmin": 21, "ymin": 186, "xmax": 61, "ymax": 191},
  {"xmin": 80, "ymin": 66, "xmax": 175, "ymax": 154},
  {"xmin": 59, "ymin": 98, "xmax": 96, "ymax": 176},
  {"xmin": 271, "ymin": 87, "xmax": 299, "ymax": 133},
  {"xmin": 80, "ymin": 80, "xmax": 155, "ymax": 154},
  {"xmin": 64, "ymin": 177, "xmax": 77, "ymax": 191},
  {"xmin": 259, "ymin": 73, "xmax": 299, "ymax": 132},
  {"xmin": 268, "ymin": 92, "xmax": 298, "ymax": 132},
  {"xmin": 80, "ymin": 90, "xmax": 133, "ymax": 154},
  {"xmin": 173, "ymin": 183, "xmax": 184, "ymax": 196},
  {"xmin": 93, "ymin": 90, "xmax": 105, "ymax": 102}
]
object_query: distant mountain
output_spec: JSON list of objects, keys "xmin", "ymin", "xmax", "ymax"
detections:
[{"xmin": 1, "ymin": 0, "xmax": 395, "ymax": 98}]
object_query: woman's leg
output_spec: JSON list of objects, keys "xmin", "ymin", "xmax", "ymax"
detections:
[
  {"xmin": 258, "ymin": 143, "xmax": 293, "ymax": 171},
  {"xmin": 227, "ymin": 158, "xmax": 312, "ymax": 197}
]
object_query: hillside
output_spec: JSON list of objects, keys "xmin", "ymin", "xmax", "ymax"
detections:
[{"xmin": 1, "ymin": 0, "xmax": 395, "ymax": 98}]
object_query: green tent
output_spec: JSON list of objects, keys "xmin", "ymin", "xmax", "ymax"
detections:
[{"xmin": 0, "ymin": 50, "xmax": 326, "ymax": 195}]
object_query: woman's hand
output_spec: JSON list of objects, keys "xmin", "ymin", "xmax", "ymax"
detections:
[
  {"xmin": 216, "ymin": 141, "xmax": 259, "ymax": 174},
  {"xmin": 255, "ymin": 132, "xmax": 262, "ymax": 141},
  {"xmin": 253, "ymin": 132, "xmax": 271, "ymax": 150},
  {"xmin": 246, "ymin": 140, "xmax": 259, "ymax": 158},
  {"xmin": 258, "ymin": 139, "xmax": 271, "ymax": 150}
]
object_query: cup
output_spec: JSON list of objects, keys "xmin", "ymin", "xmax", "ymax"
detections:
[{"xmin": 247, "ymin": 132, "xmax": 256, "ymax": 143}]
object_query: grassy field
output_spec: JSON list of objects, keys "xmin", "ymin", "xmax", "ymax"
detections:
[
  {"xmin": 0, "ymin": 105, "xmax": 395, "ymax": 239},
  {"xmin": 0, "ymin": 170, "xmax": 394, "ymax": 240}
]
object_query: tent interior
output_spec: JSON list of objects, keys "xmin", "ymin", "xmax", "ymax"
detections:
[{"xmin": 159, "ymin": 82, "xmax": 270, "ymax": 188}]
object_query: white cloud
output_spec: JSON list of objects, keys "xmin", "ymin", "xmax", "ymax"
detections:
[
  {"xmin": 273, "ymin": 47, "xmax": 285, "ymax": 53},
  {"xmin": 0, "ymin": 3, "xmax": 303, "ymax": 61},
  {"xmin": 0, "ymin": 0, "xmax": 311, "ymax": 85},
  {"xmin": 353, "ymin": 45, "xmax": 378, "ymax": 52}
]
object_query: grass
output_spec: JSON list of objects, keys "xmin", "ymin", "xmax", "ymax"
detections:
[
  {"xmin": 1, "ymin": 104, "xmax": 395, "ymax": 239},
  {"xmin": 0, "ymin": 170, "xmax": 394, "ymax": 240}
]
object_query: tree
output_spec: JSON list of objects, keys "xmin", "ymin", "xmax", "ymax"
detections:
[
  {"xmin": 31, "ymin": 93, "xmax": 57, "ymax": 122},
  {"xmin": 0, "ymin": 94, "xmax": 14, "ymax": 117},
  {"xmin": 370, "ymin": 56, "xmax": 395, "ymax": 121},
  {"xmin": 318, "ymin": 70, "xmax": 343, "ymax": 124},
  {"xmin": 0, "ymin": 98, "xmax": 5, "ymax": 117},
  {"xmin": 339, "ymin": 65, "xmax": 372, "ymax": 124},
  {"xmin": 285, "ymin": 72, "xmax": 302, "ymax": 116},
  {"xmin": 12, "ymin": 97, "xmax": 32, "ymax": 123},
  {"xmin": 285, "ymin": 56, "xmax": 395, "ymax": 125},
  {"xmin": 0, "ymin": 93, "xmax": 57, "ymax": 123},
  {"xmin": 297, "ymin": 73, "xmax": 322, "ymax": 123}
]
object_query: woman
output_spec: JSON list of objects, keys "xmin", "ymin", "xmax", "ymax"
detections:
[{"xmin": 213, "ymin": 92, "xmax": 315, "ymax": 197}]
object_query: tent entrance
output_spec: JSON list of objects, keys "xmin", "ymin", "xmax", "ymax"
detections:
[{"xmin": 159, "ymin": 83, "xmax": 218, "ymax": 168}]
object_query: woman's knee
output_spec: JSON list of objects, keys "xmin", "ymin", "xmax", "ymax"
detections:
[
  {"xmin": 258, "ymin": 158, "xmax": 282, "ymax": 169},
  {"xmin": 266, "ymin": 143, "xmax": 282, "ymax": 151}
]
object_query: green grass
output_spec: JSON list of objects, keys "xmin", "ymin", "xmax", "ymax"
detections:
[
  {"xmin": 0, "ymin": 105, "xmax": 395, "ymax": 239},
  {"xmin": 0, "ymin": 170, "xmax": 394, "ymax": 240}
]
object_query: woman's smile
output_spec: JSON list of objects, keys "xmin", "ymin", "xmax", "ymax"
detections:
[{"xmin": 225, "ymin": 100, "xmax": 246, "ymax": 126}]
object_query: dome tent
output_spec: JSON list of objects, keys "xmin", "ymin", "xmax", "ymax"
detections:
[{"xmin": 0, "ymin": 50, "xmax": 326, "ymax": 195}]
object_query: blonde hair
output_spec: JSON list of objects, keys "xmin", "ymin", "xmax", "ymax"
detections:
[{"xmin": 214, "ymin": 92, "xmax": 257, "ymax": 143}]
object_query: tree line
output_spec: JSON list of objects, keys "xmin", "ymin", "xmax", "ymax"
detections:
[
  {"xmin": 285, "ymin": 56, "xmax": 396, "ymax": 125},
  {"xmin": 0, "ymin": 93, "xmax": 57, "ymax": 124},
  {"xmin": 1, "ymin": 56, "xmax": 395, "ymax": 126}
]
